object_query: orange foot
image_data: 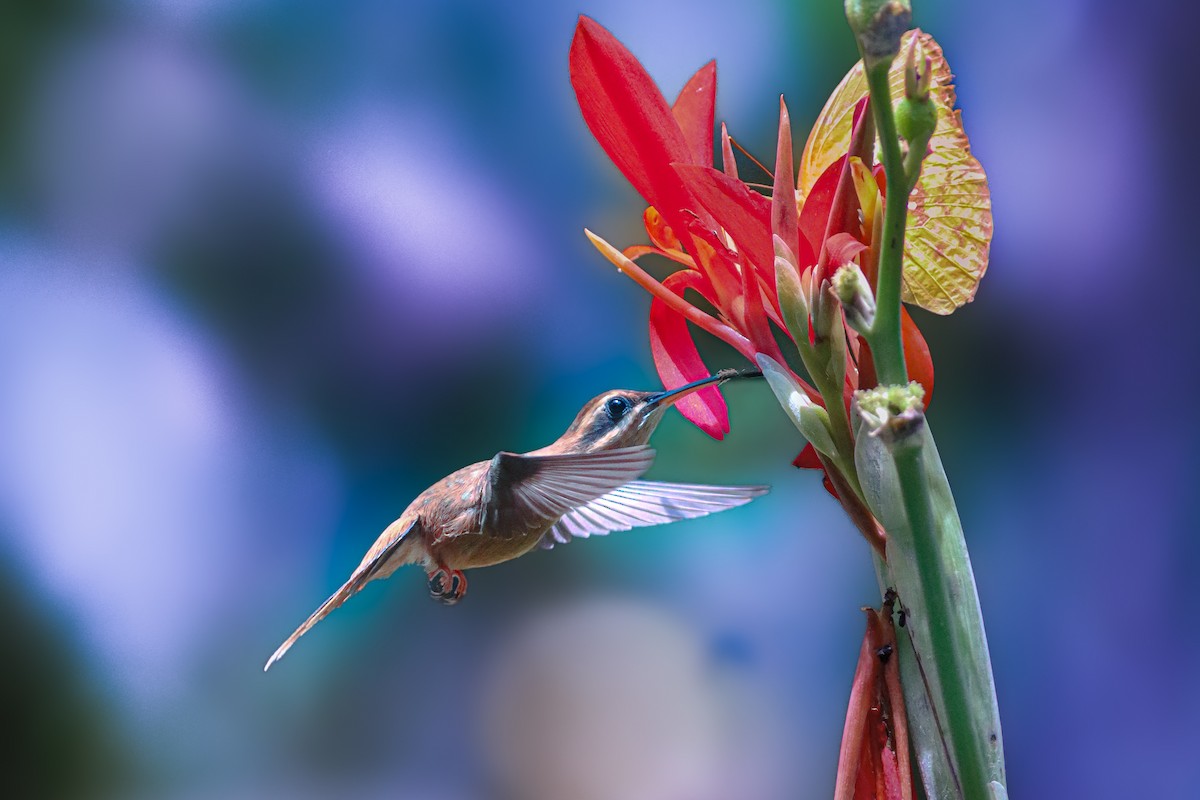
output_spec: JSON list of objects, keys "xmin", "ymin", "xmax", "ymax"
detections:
[{"xmin": 427, "ymin": 567, "xmax": 467, "ymax": 606}]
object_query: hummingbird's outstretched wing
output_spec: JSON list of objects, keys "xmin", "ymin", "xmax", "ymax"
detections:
[
  {"xmin": 471, "ymin": 445, "xmax": 657, "ymax": 540},
  {"xmin": 538, "ymin": 481, "xmax": 769, "ymax": 548},
  {"xmin": 264, "ymin": 518, "xmax": 418, "ymax": 671}
]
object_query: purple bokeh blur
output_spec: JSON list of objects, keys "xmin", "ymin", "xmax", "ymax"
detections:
[{"xmin": 1, "ymin": 1, "xmax": 1192, "ymax": 797}]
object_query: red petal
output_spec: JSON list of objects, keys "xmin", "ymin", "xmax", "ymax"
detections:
[
  {"xmin": 649, "ymin": 272, "xmax": 730, "ymax": 438},
  {"xmin": 825, "ymin": 231, "xmax": 868, "ymax": 267},
  {"xmin": 682, "ymin": 220, "xmax": 781, "ymax": 361},
  {"xmin": 669, "ymin": 162, "xmax": 805, "ymax": 326},
  {"xmin": 792, "ymin": 443, "xmax": 822, "ymax": 469},
  {"xmin": 902, "ymin": 307, "xmax": 934, "ymax": 405},
  {"xmin": 672, "ymin": 164, "xmax": 773, "ymax": 277},
  {"xmin": 822, "ymin": 474, "xmax": 840, "ymax": 500},
  {"xmin": 798, "ymin": 156, "xmax": 843, "ymax": 262},
  {"xmin": 873, "ymin": 162, "xmax": 887, "ymax": 196},
  {"xmin": 672, "ymin": 61, "xmax": 716, "ymax": 168},
  {"xmin": 570, "ymin": 18, "xmax": 704, "ymax": 237},
  {"xmin": 772, "ymin": 98, "xmax": 803, "ymax": 267}
]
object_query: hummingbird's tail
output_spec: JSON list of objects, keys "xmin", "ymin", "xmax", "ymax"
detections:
[
  {"xmin": 264, "ymin": 518, "xmax": 418, "ymax": 672},
  {"xmin": 263, "ymin": 578, "xmax": 359, "ymax": 671}
]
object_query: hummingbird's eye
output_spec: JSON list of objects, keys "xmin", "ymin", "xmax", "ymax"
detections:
[{"xmin": 605, "ymin": 396, "xmax": 631, "ymax": 421}]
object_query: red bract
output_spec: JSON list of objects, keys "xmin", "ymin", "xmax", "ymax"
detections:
[
  {"xmin": 570, "ymin": 16, "xmax": 933, "ymax": 446},
  {"xmin": 835, "ymin": 607, "xmax": 913, "ymax": 800}
]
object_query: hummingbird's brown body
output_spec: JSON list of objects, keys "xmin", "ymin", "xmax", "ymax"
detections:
[
  {"xmin": 366, "ymin": 459, "xmax": 549, "ymax": 575},
  {"xmin": 265, "ymin": 369, "xmax": 765, "ymax": 670}
]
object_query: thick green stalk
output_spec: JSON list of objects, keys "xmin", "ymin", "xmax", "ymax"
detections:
[
  {"xmin": 892, "ymin": 443, "xmax": 988, "ymax": 798},
  {"xmin": 852, "ymin": 34, "xmax": 1008, "ymax": 800},
  {"xmin": 856, "ymin": 419, "xmax": 1007, "ymax": 799},
  {"xmin": 863, "ymin": 62, "xmax": 910, "ymax": 386}
]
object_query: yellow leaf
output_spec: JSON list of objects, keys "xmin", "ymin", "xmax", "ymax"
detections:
[{"xmin": 798, "ymin": 30, "xmax": 991, "ymax": 314}]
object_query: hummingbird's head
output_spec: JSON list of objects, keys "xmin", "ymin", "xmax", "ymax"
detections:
[{"xmin": 553, "ymin": 368, "xmax": 762, "ymax": 453}]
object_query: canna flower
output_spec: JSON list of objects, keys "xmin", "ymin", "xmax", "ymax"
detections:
[
  {"xmin": 570, "ymin": 19, "xmax": 947, "ymax": 444},
  {"xmin": 570, "ymin": 19, "xmax": 987, "ymax": 457}
]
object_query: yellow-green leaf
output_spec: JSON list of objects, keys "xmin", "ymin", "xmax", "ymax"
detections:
[{"xmin": 799, "ymin": 30, "xmax": 991, "ymax": 314}]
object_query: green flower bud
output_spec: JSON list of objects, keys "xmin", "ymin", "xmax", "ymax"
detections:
[
  {"xmin": 774, "ymin": 234, "xmax": 811, "ymax": 348},
  {"xmin": 833, "ymin": 263, "xmax": 877, "ymax": 334},
  {"xmin": 896, "ymin": 96, "xmax": 936, "ymax": 149}
]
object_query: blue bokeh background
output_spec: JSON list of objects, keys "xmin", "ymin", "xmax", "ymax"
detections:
[{"xmin": 1, "ymin": 1, "xmax": 1193, "ymax": 797}]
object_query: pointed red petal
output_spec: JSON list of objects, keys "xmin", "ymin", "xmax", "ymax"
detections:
[
  {"xmin": 792, "ymin": 443, "xmax": 822, "ymax": 469},
  {"xmin": 649, "ymin": 272, "xmax": 730, "ymax": 438},
  {"xmin": 772, "ymin": 98, "xmax": 802, "ymax": 267},
  {"xmin": 822, "ymin": 473, "xmax": 840, "ymax": 499},
  {"xmin": 672, "ymin": 61, "xmax": 716, "ymax": 168},
  {"xmin": 798, "ymin": 156, "xmax": 844, "ymax": 262},
  {"xmin": 570, "ymin": 18, "xmax": 702, "ymax": 234}
]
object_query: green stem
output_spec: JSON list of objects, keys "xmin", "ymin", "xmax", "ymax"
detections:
[
  {"xmin": 863, "ymin": 63, "xmax": 910, "ymax": 386},
  {"xmin": 892, "ymin": 442, "xmax": 989, "ymax": 799}
]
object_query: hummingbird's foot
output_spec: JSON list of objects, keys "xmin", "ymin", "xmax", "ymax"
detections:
[{"xmin": 427, "ymin": 567, "xmax": 467, "ymax": 606}]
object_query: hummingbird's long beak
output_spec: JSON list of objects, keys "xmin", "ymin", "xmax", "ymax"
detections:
[{"xmin": 645, "ymin": 367, "xmax": 763, "ymax": 409}]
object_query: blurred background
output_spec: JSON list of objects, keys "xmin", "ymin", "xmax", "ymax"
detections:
[{"xmin": 1, "ymin": 0, "xmax": 1193, "ymax": 797}]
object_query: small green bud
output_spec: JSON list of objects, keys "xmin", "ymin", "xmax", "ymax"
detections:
[
  {"xmin": 845, "ymin": 0, "xmax": 912, "ymax": 68},
  {"xmin": 811, "ymin": 279, "xmax": 839, "ymax": 342},
  {"xmin": 833, "ymin": 263, "xmax": 877, "ymax": 334},
  {"xmin": 774, "ymin": 234, "xmax": 811, "ymax": 348},
  {"xmin": 775, "ymin": 270, "xmax": 809, "ymax": 344},
  {"xmin": 855, "ymin": 382, "xmax": 926, "ymax": 449},
  {"xmin": 896, "ymin": 96, "xmax": 936, "ymax": 147}
]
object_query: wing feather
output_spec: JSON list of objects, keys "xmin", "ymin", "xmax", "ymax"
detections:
[
  {"xmin": 539, "ymin": 480, "xmax": 768, "ymax": 548},
  {"xmin": 450, "ymin": 446, "xmax": 656, "ymax": 541}
]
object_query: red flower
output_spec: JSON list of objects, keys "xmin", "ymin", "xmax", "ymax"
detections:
[{"xmin": 570, "ymin": 16, "xmax": 933, "ymax": 447}]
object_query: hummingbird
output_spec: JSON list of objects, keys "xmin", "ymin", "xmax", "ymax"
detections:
[{"xmin": 265, "ymin": 368, "xmax": 766, "ymax": 670}]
